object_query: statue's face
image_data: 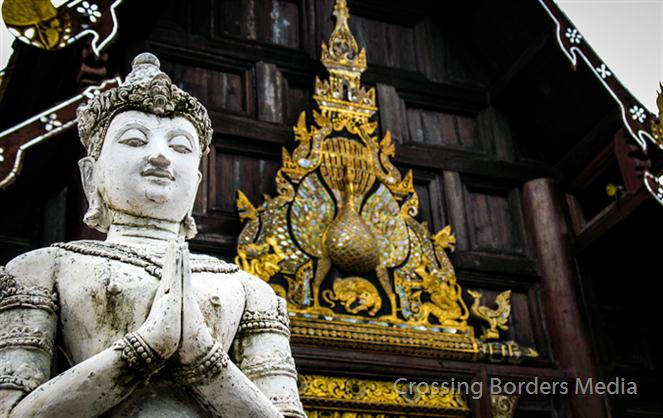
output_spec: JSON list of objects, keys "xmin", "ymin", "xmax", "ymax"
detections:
[{"xmin": 95, "ymin": 110, "xmax": 201, "ymax": 223}]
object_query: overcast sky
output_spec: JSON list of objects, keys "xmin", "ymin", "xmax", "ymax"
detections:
[{"xmin": 0, "ymin": 0, "xmax": 661, "ymax": 112}]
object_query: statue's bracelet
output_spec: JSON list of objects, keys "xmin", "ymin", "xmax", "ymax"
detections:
[
  {"xmin": 114, "ymin": 332, "xmax": 163, "ymax": 376},
  {"xmin": 170, "ymin": 341, "xmax": 229, "ymax": 386}
]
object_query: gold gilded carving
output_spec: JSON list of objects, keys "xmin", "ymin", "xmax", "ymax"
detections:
[
  {"xmin": 2, "ymin": 0, "xmax": 123, "ymax": 55},
  {"xmin": 322, "ymin": 170, "xmax": 380, "ymax": 273},
  {"xmin": 235, "ymin": 0, "xmax": 536, "ymax": 363},
  {"xmin": 235, "ymin": 237, "xmax": 285, "ymax": 281},
  {"xmin": 491, "ymin": 394, "xmax": 518, "ymax": 418},
  {"xmin": 650, "ymin": 84, "xmax": 663, "ymax": 150},
  {"xmin": 2, "ymin": 0, "xmax": 67, "ymax": 50},
  {"xmin": 299, "ymin": 374, "xmax": 469, "ymax": 416},
  {"xmin": 322, "ymin": 277, "xmax": 382, "ymax": 316},
  {"xmin": 282, "ymin": 260, "xmax": 314, "ymax": 308},
  {"xmin": 409, "ymin": 256, "xmax": 469, "ymax": 328},
  {"xmin": 468, "ymin": 290, "xmax": 512, "ymax": 341},
  {"xmin": 433, "ymin": 225, "xmax": 456, "ymax": 251},
  {"xmin": 306, "ymin": 413, "xmax": 396, "ymax": 418}
]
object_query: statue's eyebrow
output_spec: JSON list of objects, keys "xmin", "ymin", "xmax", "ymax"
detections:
[{"xmin": 114, "ymin": 123, "xmax": 149, "ymax": 141}]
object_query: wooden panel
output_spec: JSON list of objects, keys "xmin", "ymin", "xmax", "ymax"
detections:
[
  {"xmin": 285, "ymin": 84, "xmax": 311, "ymax": 125},
  {"xmin": 477, "ymin": 106, "xmax": 516, "ymax": 161},
  {"xmin": 410, "ymin": 170, "xmax": 446, "ymax": 232},
  {"xmin": 160, "ymin": 59, "xmax": 252, "ymax": 116},
  {"xmin": 269, "ymin": 0, "xmax": 302, "ymax": 48},
  {"xmin": 412, "ymin": 16, "xmax": 489, "ymax": 85},
  {"xmin": 208, "ymin": 147, "xmax": 280, "ymax": 213},
  {"xmin": 216, "ymin": 0, "xmax": 305, "ymax": 49},
  {"xmin": 350, "ymin": 15, "xmax": 417, "ymax": 70},
  {"xmin": 256, "ymin": 62, "xmax": 287, "ymax": 123},
  {"xmin": 317, "ymin": 1, "xmax": 488, "ymax": 87},
  {"xmin": 462, "ymin": 179, "xmax": 527, "ymax": 255},
  {"xmin": 376, "ymin": 84, "xmax": 408, "ymax": 144},
  {"xmin": 406, "ymin": 108, "xmax": 478, "ymax": 150}
]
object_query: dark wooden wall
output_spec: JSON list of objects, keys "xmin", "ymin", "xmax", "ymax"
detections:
[{"xmin": 1, "ymin": 0, "xmax": 661, "ymax": 417}]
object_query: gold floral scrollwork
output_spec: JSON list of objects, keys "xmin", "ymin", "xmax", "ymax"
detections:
[
  {"xmin": 305, "ymin": 413, "xmax": 390, "ymax": 418},
  {"xmin": 299, "ymin": 374, "xmax": 469, "ymax": 416},
  {"xmin": 491, "ymin": 394, "xmax": 518, "ymax": 418},
  {"xmin": 322, "ymin": 277, "xmax": 382, "ymax": 316},
  {"xmin": 468, "ymin": 290, "xmax": 512, "ymax": 341},
  {"xmin": 234, "ymin": 237, "xmax": 285, "ymax": 282}
]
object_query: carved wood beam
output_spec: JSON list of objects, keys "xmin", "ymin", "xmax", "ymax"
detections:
[
  {"xmin": 0, "ymin": 78, "xmax": 120, "ymax": 188},
  {"xmin": 488, "ymin": 30, "xmax": 552, "ymax": 103}
]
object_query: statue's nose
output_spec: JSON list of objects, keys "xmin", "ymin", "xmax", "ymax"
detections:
[{"xmin": 148, "ymin": 153, "xmax": 171, "ymax": 168}]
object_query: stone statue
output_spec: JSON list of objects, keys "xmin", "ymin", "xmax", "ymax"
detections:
[{"xmin": 0, "ymin": 53, "xmax": 306, "ymax": 418}]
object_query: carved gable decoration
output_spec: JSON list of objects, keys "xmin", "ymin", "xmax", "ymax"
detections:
[
  {"xmin": 235, "ymin": 0, "xmax": 536, "ymax": 363},
  {"xmin": 2, "ymin": 0, "xmax": 123, "ymax": 55}
]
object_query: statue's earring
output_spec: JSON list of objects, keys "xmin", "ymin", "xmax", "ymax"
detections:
[
  {"xmin": 79, "ymin": 156, "xmax": 110, "ymax": 232},
  {"xmin": 181, "ymin": 171, "xmax": 203, "ymax": 240},
  {"xmin": 182, "ymin": 209, "xmax": 198, "ymax": 240}
]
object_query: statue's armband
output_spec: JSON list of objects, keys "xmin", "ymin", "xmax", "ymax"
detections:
[
  {"xmin": 0, "ymin": 249, "xmax": 59, "ymax": 403},
  {"xmin": 233, "ymin": 273, "xmax": 305, "ymax": 418}
]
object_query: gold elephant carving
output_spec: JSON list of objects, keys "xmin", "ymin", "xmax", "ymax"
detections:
[{"xmin": 321, "ymin": 277, "xmax": 382, "ymax": 316}]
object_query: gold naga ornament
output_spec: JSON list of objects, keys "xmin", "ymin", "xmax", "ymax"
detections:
[{"xmin": 236, "ymin": 0, "xmax": 536, "ymax": 363}]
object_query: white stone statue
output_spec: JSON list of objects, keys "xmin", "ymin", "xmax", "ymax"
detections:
[{"xmin": 0, "ymin": 53, "xmax": 306, "ymax": 418}]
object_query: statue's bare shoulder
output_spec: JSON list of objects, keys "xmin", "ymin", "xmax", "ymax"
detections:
[
  {"xmin": 222, "ymin": 264, "xmax": 282, "ymax": 310},
  {"xmin": 3, "ymin": 246, "xmax": 62, "ymax": 288}
]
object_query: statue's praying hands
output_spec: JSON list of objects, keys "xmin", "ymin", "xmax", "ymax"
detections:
[{"xmin": 0, "ymin": 53, "xmax": 305, "ymax": 418}]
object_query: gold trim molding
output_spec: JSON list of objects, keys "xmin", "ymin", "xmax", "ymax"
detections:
[{"xmin": 300, "ymin": 374, "xmax": 470, "ymax": 417}]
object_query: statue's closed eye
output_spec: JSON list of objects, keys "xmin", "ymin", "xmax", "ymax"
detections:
[
  {"xmin": 118, "ymin": 128, "xmax": 148, "ymax": 147},
  {"xmin": 169, "ymin": 135, "xmax": 192, "ymax": 154}
]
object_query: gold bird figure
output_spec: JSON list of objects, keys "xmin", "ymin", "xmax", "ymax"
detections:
[{"xmin": 467, "ymin": 289, "xmax": 512, "ymax": 341}]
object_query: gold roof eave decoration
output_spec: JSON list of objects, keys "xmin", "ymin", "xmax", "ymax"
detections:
[
  {"xmin": 235, "ymin": 0, "xmax": 537, "ymax": 364},
  {"xmin": 2, "ymin": 0, "xmax": 124, "ymax": 55}
]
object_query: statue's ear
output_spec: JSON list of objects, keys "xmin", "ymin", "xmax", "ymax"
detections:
[{"xmin": 78, "ymin": 157, "xmax": 97, "ymax": 199}]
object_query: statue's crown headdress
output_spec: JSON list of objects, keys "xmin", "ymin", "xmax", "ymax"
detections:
[{"xmin": 77, "ymin": 53, "xmax": 213, "ymax": 158}]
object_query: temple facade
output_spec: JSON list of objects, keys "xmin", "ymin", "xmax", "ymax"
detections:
[{"xmin": 0, "ymin": 1, "xmax": 661, "ymax": 417}]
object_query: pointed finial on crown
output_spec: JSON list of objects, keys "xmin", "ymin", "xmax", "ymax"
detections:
[
  {"xmin": 315, "ymin": 0, "xmax": 376, "ymax": 123},
  {"xmin": 124, "ymin": 52, "xmax": 165, "ymax": 86}
]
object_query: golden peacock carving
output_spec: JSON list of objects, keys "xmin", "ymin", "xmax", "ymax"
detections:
[{"xmin": 235, "ymin": 0, "xmax": 537, "ymax": 363}]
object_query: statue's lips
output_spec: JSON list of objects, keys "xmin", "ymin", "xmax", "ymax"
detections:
[{"xmin": 141, "ymin": 167, "xmax": 175, "ymax": 181}]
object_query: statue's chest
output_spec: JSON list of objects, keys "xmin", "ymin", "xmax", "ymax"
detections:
[{"xmin": 56, "ymin": 255, "xmax": 245, "ymax": 363}]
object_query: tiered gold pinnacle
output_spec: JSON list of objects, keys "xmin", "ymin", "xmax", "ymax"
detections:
[{"xmin": 314, "ymin": 0, "xmax": 376, "ymax": 124}]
